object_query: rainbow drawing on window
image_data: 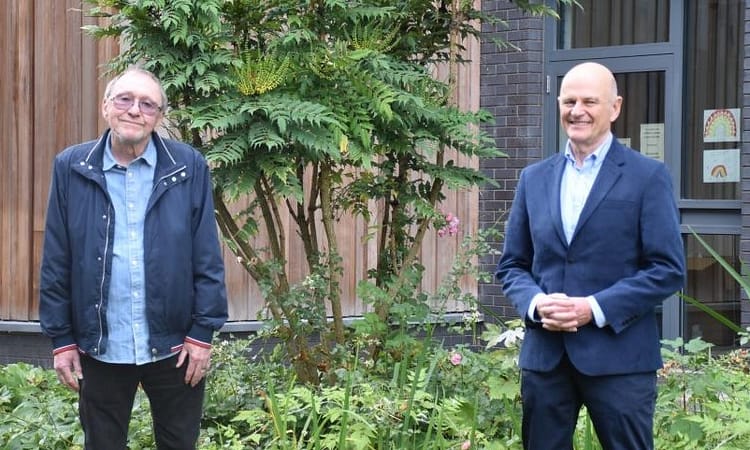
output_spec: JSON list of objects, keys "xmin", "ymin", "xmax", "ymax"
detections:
[
  {"xmin": 710, "ymin": 164, "xmax": 727, "ymax": 177},
  {"xmin": 703, "ymin": 108, "xmax": 740, "ymax": 143},
  {"xmin": 703, "ymin": 149, "xmax": 740, "ymax": 183}
]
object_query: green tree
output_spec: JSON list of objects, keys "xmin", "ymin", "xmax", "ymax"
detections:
[{"xmin": 85, "ymin": 0, "xmax": 567, "ymax": 384}]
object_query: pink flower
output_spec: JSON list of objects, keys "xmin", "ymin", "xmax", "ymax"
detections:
[
  {"xmin": 437, "ymin": 212, "xmax": 460, "ymax": 237},
  {"xmin": 461, "ymin": 440, "xmax": 471, "ymax": 450},
  {"xmin": 450, "ymin": 352, "xmax": 462, "ymax": 366}
]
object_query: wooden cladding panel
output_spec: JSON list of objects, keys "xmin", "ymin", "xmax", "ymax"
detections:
[
  {"xmin": 0, "ymin": 1, "xmax": 33, "ymax": 320},
  {"xmin": 1, "ymin": 2, "xmax": 117, "ymax": 321}
]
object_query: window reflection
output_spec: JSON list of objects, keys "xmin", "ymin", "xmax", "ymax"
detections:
[
  {"xmin": 558, "ymin": 0, "xmax": 669, "ymax": 49},
  {"xmin": 684, "ymin": 234, "xmax": 740, "ymax": 348}
]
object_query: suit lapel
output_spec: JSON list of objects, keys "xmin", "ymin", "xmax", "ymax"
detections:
[
  {"xmin": 547, "ymin": 155, "xmax": 569, "ymax": 248},
  {"xmin": 571, "ymin": 142, "xmax": 625, "ymax": 241}
]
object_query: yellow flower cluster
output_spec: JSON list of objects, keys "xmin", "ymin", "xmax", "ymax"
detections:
[
  {"xmin": 350, "ymin": 23, "xmax": 400, "ymax": 53},
  {"xmin": 236, "ymin": 53, "xmax": 291, "ymax": 96}
]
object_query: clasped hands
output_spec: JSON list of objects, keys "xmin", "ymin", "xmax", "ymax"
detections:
[{"xmin": 535, "ymin": 293, "xmax": 593, "ymax": 332}]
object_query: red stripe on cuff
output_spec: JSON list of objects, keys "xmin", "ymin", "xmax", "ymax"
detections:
[
  {"xmin": 52, "ymin": 344, "xmax": 79, "ymax": 355},
  {"xmin": 184, "ymin": 337, "xmax": 212, "ymax": 349}
]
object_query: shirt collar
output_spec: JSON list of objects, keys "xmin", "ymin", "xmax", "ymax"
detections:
[
  {"xmin": 103, "ymin": 136, "xmax": 157, "ymax": 171},
  {"xmin": 563, "ymin": 132, "xmax": 613, "ymax": 168}
]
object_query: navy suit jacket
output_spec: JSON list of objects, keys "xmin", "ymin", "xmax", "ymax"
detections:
[{"xmin": 496, "ymin": 139, "xmax": 686, "ymax": 376}]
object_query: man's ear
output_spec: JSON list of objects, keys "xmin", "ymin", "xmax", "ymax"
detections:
[{"xmin": 610, "ymin": 96, "xmax": 623, "ymax": 122}]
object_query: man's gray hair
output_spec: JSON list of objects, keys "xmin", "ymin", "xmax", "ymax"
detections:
[{"xmin": 104, "ymin": 66, "xmax": 168, "ymax": 110}]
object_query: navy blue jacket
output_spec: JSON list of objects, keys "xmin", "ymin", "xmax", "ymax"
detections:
[
  {"xmin": 39, "ymin": 130, "xmax": 228, "ymax": 358},
  {"xmin": 496, "ymin": 139, "xmax": 685, "ymax": 376}
]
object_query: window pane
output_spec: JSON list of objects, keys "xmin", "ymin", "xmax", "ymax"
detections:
[
  {"xmin": 684, "ymin": 234, "xmax": 740, "ymax": 349},
  {"xmin": 682, "ymin": 0, "xmax": 742, "ymax": 200},
  {"xmin": 611, "ymin": 72, "xmax": 665, "ymax": 157},
  {"xmin": 558, "ymin": 0, "xmax": 669, "ymax": 49}
]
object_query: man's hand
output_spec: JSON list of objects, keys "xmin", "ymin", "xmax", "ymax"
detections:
[
  {"xmin": 176, "ymin": 341, "xmax": 212, "ymax": 387},
  {"xmin": 53, "ymin": 349, "xmax": 82, "ymax": 392},
  {"xmin": 536, "ymin": 293, "xmax": 593, "ymax": 332}
]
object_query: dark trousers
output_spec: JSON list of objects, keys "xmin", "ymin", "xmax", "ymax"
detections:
[
  {"xmin": 79, "ymin": 354, "xmax": 205, "ymax": 450},
  {"xmin": 520, "ymin": 354, "xmax": 657, "ymax": 450}
]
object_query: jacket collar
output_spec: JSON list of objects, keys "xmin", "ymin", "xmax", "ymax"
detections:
[{"xmin": 80, "ymin": 129, "xmax": 182, "ymax": 176}]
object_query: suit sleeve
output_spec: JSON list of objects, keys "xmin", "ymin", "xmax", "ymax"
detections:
[
  {"xmin": 594, "ymin": 163, "xmax": 686, "ymax": 333},
  {"xmin": 495, "ymin": 169, "xmax": 545, "ymax": 326}
]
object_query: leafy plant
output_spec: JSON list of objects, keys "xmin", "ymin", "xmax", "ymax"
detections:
[
  {"xmin": 196, "ymin": 329, "xmax": 526, "ymax": 449},
  {"xmin": 0, "ymin": 363, "xmax": 82, "ymax": 449},
  {"xmin": 7, "ymin": 334, "xmax": 750, "ymax": 448},
  {"xmin": 657, "ymin": 338, "xmax": 750, "ymax": 449}
]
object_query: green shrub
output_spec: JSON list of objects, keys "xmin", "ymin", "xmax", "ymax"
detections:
[
  {"xmin": 4, "ymin": 334, "xmax": 750, "ymax": 449},
  {"xmin": 198, "ymin": 333, "xmax": 524, "ymax": 449},
  {"xmin": 0, "ymin": 363, "xmax": 81, "ymax": 449}
]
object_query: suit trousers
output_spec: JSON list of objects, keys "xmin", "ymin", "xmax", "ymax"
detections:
[
  {"xmin": 520, "ymin": 353, "xmax": 657, "ymax": 450},
  {"xmin": 79, "ymin": 353, "xmax": 206, "ymax": 450}
]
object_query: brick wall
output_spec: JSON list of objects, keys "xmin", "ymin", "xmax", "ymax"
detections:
[
  {"xmin": 478, "ymin": 0, "xmax": 545, "ymax": 319},
  {"xmin": 0, "ymin": 333, "xmax": 53, "ymax": 367}
]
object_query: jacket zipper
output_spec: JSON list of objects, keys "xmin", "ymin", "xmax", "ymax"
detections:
[{"xmin": 95, "ymin": 202, "xmax": 113, "ymax": 354}]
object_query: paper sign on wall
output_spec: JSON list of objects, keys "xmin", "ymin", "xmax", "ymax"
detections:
[{"xmin": 640, "ymin": 123, "xmax": 664, "ymax": 161}]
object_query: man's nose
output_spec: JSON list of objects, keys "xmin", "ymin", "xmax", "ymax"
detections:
[{"xmin": 127, "ymin": 101, "xmax": 141, "ymax": 115}]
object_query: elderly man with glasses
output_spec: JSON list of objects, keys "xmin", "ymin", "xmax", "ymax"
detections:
[{"xmin": 39, "ymin": 66, "xmax": 228, "ymax": 450}]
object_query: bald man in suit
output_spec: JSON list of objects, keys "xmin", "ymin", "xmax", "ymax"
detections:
[{"xmin": 496, "ymin": 62, "xmax": 685, "ymax": 449}]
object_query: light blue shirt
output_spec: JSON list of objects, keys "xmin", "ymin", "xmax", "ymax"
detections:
[
  {"xmin": 528, "ymin": 133, "xmax": 613, "ymax": 328},
  {"xmin": 98, "ymin": 139, "xmax": 157, "ymax": 365},
  {"xmin": 560, "ymin": 134, "xmax": 611, "ymax": 243}
]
